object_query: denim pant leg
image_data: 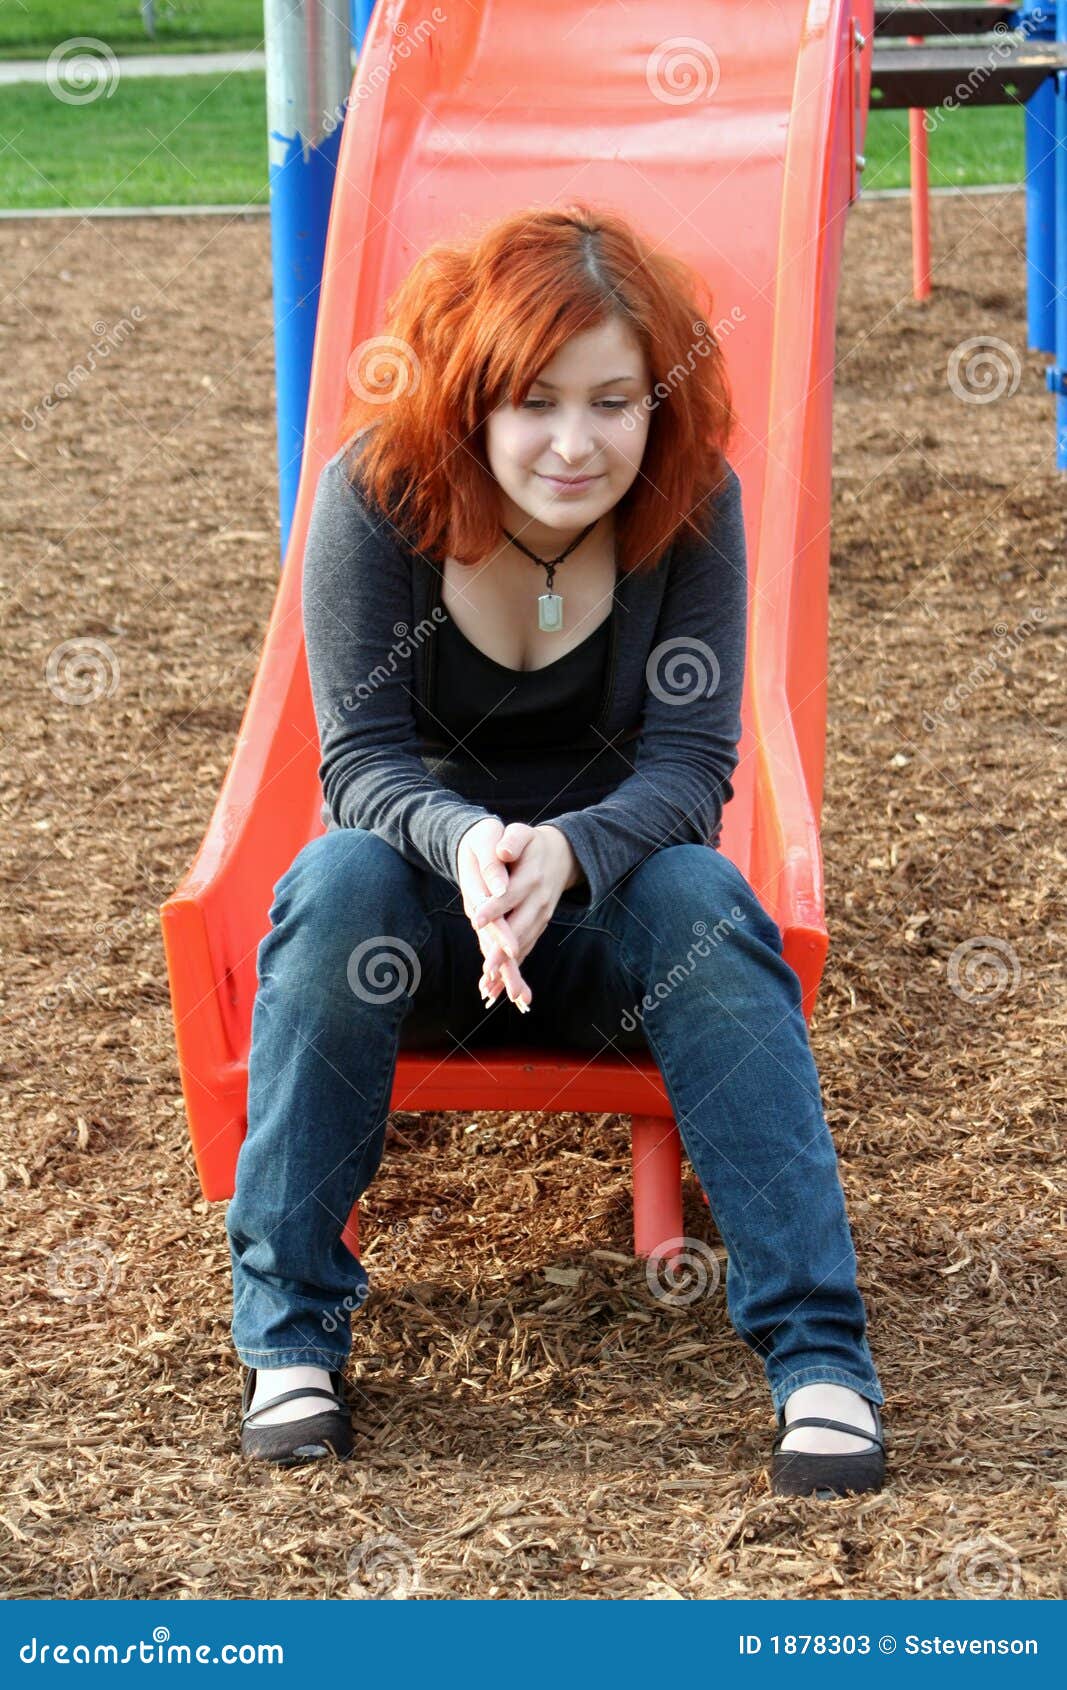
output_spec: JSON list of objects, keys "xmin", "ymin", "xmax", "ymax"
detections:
[
  {"xmin": 227, "ymin": 826, "xmax": 883, "ymax": 1418},
  {"xmin": 226, "ymin": 827, "xmax": 462, "ymax": 1369},
  {"xmin": 557, "ymin": 844, "xmax": 885, "ymax": 1423}
]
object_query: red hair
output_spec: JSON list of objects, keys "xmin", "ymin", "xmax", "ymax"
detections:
[{"xmin": 337, "ymin": 202, "xmax": 737, "ymax": 576}]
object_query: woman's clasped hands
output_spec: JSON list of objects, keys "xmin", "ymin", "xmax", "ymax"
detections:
[{"xmin": 456, "ymin": 816, "xmax": 580, "ymax": 1012}]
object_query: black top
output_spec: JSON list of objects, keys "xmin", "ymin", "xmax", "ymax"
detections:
[
  {"xmin": 425, "ymin": 606, "xmax": 618, "ymax": 847},
  {"xmin": 432, "ymin": 607, "xmax": 613, "ymax": 749},
  {"xmin": 304, "ymin": 438, "xmax": 749, "ymax": 911}
]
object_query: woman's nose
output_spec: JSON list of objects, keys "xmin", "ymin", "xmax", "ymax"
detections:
[{"xmin": 551, "ymin": 415, "xmax": 597, "ymax": 462}]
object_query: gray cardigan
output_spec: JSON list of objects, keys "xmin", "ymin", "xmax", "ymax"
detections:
[{"xmin": 301, "ymin": 438, "xmax": 748, "ymax": 914}]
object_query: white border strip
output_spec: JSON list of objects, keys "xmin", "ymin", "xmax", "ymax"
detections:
[
  {"xmin": 859, "ymin": 182, "xmax": 1024, "ymax": 200},
  {"xmin": 0, "ymin": 204, "xmax": 271, "ymax": 220},
  {"xmin": 0, "ymin": 184, "xmax": 1026, "ymax": 222}
]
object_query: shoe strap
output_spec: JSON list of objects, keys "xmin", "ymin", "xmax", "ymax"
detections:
[
  {"xmin": 242, "ymin": 1386, "xmax": 345, "ymax": 1428},
  {"xmin": 773, "ymin": 1414, "xmax": 884, "ymax": 1453}
]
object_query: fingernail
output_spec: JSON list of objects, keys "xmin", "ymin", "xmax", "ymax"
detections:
[{"xmin": 516, "ymin": 997, "xmax": 530, "ymax": 1014}]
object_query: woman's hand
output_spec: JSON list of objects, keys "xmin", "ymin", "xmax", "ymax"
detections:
[
  {"xmin": 471, "ymin": 823, "xmax": 580, "ymax": 1005},
  {"xmin": 456, "ymin": 816, "xmax": 533, "ymax": 1010}
]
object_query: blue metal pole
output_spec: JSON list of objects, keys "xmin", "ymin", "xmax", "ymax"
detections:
[
  {"xmin": 265, "ymin": 1, "xmax": 352, "ymax": 560},
  {"xmin": 1051, "ymin": 1, "xmax": 1067, "ymax": 465},
  {"xmin": 1017, "ymin": 3, "xmax": 1057, "ymax": 351},
  {"xmin": 352, "ymin": 0, "xmax": 376, "ymax": 49}
]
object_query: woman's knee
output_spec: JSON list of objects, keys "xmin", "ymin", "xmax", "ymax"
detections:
[
  {"xmin": 273, "ymin": 828, "xmax": 423, "ymax": 930},
  {"xmin": 623, "ymin": 844, "xmax": 781, "ymax": 954},
  {"xmin": 614, "ymin": 845, "xmax": 799, "ymax": 1026},
  {"xmin": 260, "ymin": 828, "xmax": 430, "ymax": 1006}
]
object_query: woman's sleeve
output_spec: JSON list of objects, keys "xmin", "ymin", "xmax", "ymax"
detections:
[
  {"xmin": 547, "ymin": 465, "xmax": 748, "ymax": 914},
  {"xmin": 301, "ymin": 453, "xmax": 497, "ymax": 885}
]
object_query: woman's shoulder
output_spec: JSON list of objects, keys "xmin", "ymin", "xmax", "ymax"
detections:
[
  {"xmin": 323, "ymin": 425, "xmax": 420, "ymax": 550},
  {"xmin": 319, "ymin": 425, "xmax": 375, "ymax": 501},
  {"xmin": 663, "ymin": 459, "xmax": 745, "ymax": 580},
  {"xmin": 304, "ymin": 430, "xmax": 416, "ymax": 614},
  {"xmin": 312, "ymin": 427, "xmax": 410, "ymax": 547}
]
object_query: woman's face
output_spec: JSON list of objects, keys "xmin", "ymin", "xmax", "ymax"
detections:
[{"xmin": 484, "ymin": 317, "xmax": 651, "ymax": 549}]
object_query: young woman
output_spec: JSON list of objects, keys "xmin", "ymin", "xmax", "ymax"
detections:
[{"xmin": 226, "ymin": 204, "xmax": 887, "ymax": 1495}]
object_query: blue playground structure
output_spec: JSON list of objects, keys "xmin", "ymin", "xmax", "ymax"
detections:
[{"xmin": 1017, "ymin": 2, "xmax": 1067, "ymax": 459}]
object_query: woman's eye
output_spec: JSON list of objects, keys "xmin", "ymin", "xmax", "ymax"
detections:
[{"xmin": 520, "ymin": 398, "xmax": 630, "ymax": 411}]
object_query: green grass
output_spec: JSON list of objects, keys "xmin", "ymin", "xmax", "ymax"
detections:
[
  {"xmin": 0, "ymin": 0, "xmax": 263, "ymax": 58},
  {"xmin": 0, "ymin": 71, "xmax": 270, "ymax": 209},
  {"xmin": 0, "ymin": 68, "xmax": 1031, "ymax": 213},
  {"xmin": 863, "ymin": 101, "xmax": 1027, "ymax": 191}
]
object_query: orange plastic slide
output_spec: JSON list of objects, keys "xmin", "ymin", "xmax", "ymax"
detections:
[{"xmin": 160, "ymin": 0, "xmax": 873, "ymax": 1255}]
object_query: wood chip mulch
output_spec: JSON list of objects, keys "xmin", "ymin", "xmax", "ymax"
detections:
[{"xmin": 0, "ymin": 192, "xmax": 1062, "ymax": 1600}]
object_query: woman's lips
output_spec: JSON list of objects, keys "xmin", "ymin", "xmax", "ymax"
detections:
[{"xmin": 537, "ymin": 472, "xmax": 602, "ymax": 493}]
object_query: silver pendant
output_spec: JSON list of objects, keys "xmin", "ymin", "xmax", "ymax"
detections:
[{"xmin": 538, "ymin": 590, "xmax": 564, "ymax": 632}]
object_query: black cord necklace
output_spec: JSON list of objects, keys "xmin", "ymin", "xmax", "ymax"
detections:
[{"xmin": 500, "ymin": 519, "xmax": 598, "ymax": 632}]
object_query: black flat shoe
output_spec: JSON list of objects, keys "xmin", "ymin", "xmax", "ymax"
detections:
[
  {"xmin": 239, "ymin": 1366, "xmax": 354, "ymax": 1466},
  {"xmin": 770, "ymin": 1400, "xmax": 886, "ymax": 1498}
]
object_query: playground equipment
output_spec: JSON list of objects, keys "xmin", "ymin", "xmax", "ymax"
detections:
[
  {"xmin": 870, "ymin": 2, "xmax": 1067, "ymax": 463},
  {"xmin": 264, "ymin": 0, "xmax": 351, "ymax": 555},
  {"xmin": 265, "ymin": 1, "xmax": 376, "ymax": 554},
  {"xmin": 160, "ymin": 0, "xmax": 874, "ymax": 1263},
  {"xmin": 264, "ymin": 2, "xmax": 1067, "ymax": 544}
]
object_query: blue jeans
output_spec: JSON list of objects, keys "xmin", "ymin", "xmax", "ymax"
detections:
[{"xmin": 225, "ymin": 827, "xmax": 884, "ymax": 1420}]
